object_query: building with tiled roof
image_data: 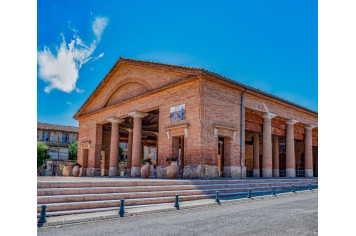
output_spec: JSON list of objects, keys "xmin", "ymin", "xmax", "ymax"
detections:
[
  {"xmin": 37, "ymin": 122, "xmax": 79, "ymax": 160},
  {"xmin": 74, "ymin": 57, "xmax": 318, "ymax": 179}
]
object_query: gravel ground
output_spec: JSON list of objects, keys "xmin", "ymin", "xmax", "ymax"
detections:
[{"xmin": 38, "ymin": 192, "xmax": 318, "ymax": 236}]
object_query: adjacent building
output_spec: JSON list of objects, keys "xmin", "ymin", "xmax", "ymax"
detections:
[
  {"xmin": 37, "ymin": 122, "xmax": 79, "ymax": 160},
  {"xmin": 74, "ymin": 57, "xmax": 318, "ymax": 178}
]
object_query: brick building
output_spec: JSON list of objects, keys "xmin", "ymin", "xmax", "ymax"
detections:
[
  {"xmin": 74, "ymin": 58, "xmax": 318, "ymax": 178},
  {"xmin": 37, "ymin": 122, "xmax": 79, "ymax": 160}
]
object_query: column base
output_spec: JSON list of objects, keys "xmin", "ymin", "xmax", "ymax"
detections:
[
  {"xmin": 156, "ymin": 166, "xmax": 167, "ymax": 178},
  {"xmin": 109, "ymin": 167, "xmax": 118, "ymax": 176},
  {"xmin": 241, "ymin": 166, "xmax": 246, "ymax": 179},
  {"xmin": 131, "ymin": 166, "xmax": 141, "ymax": 177},
  {"xmin": 126, "ymin": 168, "xmax": 131, "ymax": 177},
  {"xmin": 101, "ymin": 169, "xmax": 109, "ymax": 176},
  {"xmin": 86, "ymin": 168, "xmax": 101, "ymax": 177},
  {"xmin": 262, "ymin": 167, "xmax": 272, "ymax": 178},
  {"xmin": 286, "ymin": 168, "xmax": 296, "ymax": 177},
  {"xmin": 305, "ymin": 169, "xmax": 313, "ymax": 177},
  {"xmin": 182, "ymin": 165, "xmax": 219, "ymax": 179},
  {"xmin": 253, "ymin": 169, "xmax": 260, "ymax": 177},
  {"xmin": 223, "ymin": 166, "xmax": 242, "ymax": 179},
  {"xmin": 273, "ymin": 169, "xmax": 279, "ymax": 177}
]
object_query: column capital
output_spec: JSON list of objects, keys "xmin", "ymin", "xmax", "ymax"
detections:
[
  {"xmin": 126, "ymin": 128, "xmax": 133, "ymax": 132},
  {"xmin": 261, "ymin": 112, "xmax": 277, "ymax": 120},
  {"xmin": 128, "ymin": 111, "xmax": 148, "ymax": 118},
  {"xmin": 304, "ymin": 124, "xmax": 316, "ymax": 130},
  {"xmin": 285, "ymin": 119, "xmax": 298, "ymax": 125},
  {"xmin": 107, "ymin": 117, "xmax": 125, "ymax": 123}
]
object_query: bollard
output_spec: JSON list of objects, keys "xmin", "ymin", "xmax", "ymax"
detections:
[
  {"xmin": 174, "ymin": 194, "xmax": 179, "ymax": 210},
  {"xmin": 215, "ymin": 191, "xmax": 220, "ymax": 204},
  {"xmin": 308, "ymin": 183, "xmax": 312, "ymax": 190},
  {"xmin": 247, "ymin": 188, "xmax": 252, "ymax": 198},
  {"xmin": 37, "ymin": 205, "xmax": 47, "ymax": 227},
  {"xmin": 292, "ymin": 184, "xmax": 295, "ymax": 193},
  {"xmin": 272, "ymin": 186, "xmax": 276, "ymax": 196},
  {"xmin": 119, "ymin": 199, "xmax": 125, "ymax": 217}
]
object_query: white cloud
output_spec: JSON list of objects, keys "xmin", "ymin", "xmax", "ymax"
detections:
[
  {"xmin": 92, "ymin": 17, "xmax": 109, "ymax": 41},
  {"xmin": 76, "ymin": 88, "xmax": 85, "ymax": 93},
  {"xmin": 37, "ymin": 16, "xmax": 109, "ymax": 93},
  {"xmin": 67, "ymin": 101, "xmax": 72, "ymax": 105}
]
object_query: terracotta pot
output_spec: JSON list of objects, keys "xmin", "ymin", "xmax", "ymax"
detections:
[
  {"xmin": 62, "ymin": 166, "xmax": 70, "ymax": 177},
  {"xmin": 167, "ymin": 161, "xmax": 179, "ymax": 179},
  {"xmin": 72, "ymin": 165, "xmax": 80, "ymax": 177},
  {"xmin": 141, "ymin": 163, "xmax": 150, "ymax": 178}
]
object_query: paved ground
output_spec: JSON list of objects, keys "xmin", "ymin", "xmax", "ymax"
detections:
[{"xmin": 38, "ymin": 191, "xmax": 318, "ymax": 236}]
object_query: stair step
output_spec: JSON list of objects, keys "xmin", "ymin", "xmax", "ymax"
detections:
[
  {"xmin": 38, "ymin": 185, "xmax": 302, "ymax": 204},
  {"xmin": 38, "ymin": 181, "xmax": 318, "ymax": 196},
  {"xmin": 37, "ymin": 178, "xmax": 316, "ymax": 189}
]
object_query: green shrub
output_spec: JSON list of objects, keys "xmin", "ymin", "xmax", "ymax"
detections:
[
  {"xmin": 37, "ymin": 142, "xmax": 50, "ymax": 168},
  {"xmin": 69, "ymin": 141, "xmax": 78, "ymax": 160}
]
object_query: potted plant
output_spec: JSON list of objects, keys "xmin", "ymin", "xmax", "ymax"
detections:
[
  {"xmin": 139, "ymin": 158, "xmax": 152, "ymax": 178},
  {"xmin": 162, "ymin": 157, "xmax": 179, "ymax": 179},
  {"xmin": 71, "ymin": 163, "xmax": 81, "ymax": 177},
  {"xmin": 60, "ymin": 164, "xmax": 72, "ymax": 177}
]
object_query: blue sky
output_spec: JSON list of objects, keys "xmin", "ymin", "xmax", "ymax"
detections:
[{"xmin": 37, "ymin": 0, "xmax": 318, "ymax": 126}]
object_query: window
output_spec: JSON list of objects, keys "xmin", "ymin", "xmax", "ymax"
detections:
[
  {"xmin": 62, "ymin": 133, "xmax": 69, "ymax": 143},
  {"xmin": 42, "ymin": 131, "xmax": 49, "ymax": 142},
  {"xmin": 120, "ymin": 142, "xmax": 127, "ymax": 148}
]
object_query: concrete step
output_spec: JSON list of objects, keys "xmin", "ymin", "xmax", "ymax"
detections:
[
  {"xmin": 38, "ymin": 184, "xmax": 305, "ymax": 204},
  {"xmin": 38, "ymin": 180, "xmax": 318, "ymax": 196},
  {"xmin": 37, "ymin": 178, "xmax": 316, "ymax": 189},
  {"xmin": 37, "ymin": 183, "xmax": 315, "ymax": 213}
]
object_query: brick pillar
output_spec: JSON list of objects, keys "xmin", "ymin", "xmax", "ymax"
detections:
[
  {"xmin": 304, "ymin": 124, "xmax": 315, "ymax": 177},
  {"xmin": 126, "ymin": 128, "xmax": 133, "ymax": 176},
  {"xmin": 286, "ymin": 119, "xmax": 298, "ymax": 177},
  {"xmin": 129, "ymin": 111, "xmax": 148, "ymax": 177},
  {"xmin": 253, "ymin": 131, "xmax": 260, "ymax": 177},
  {"xmin": 273, "ymin": 135, "xmax": 279, "ymax": 177},
  {"xmin": 261, "ymin": 113, "xmax": 276, "ymax": 177},
  {"xmin": 107, "ymin": 117, "xmax": 124, "ymax": 176}
]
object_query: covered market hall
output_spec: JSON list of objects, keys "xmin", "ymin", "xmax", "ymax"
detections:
[{"xmin": 74, "ymin": 57, "xmax": 318, "ymax": 179}]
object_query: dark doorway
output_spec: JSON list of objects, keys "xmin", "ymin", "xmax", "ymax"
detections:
[{"xmin": 218, "ymin": 137, "xmax": 224, "ymax": 177}]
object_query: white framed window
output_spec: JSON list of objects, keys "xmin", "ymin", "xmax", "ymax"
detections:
[
  {"xmin": 62, "ymin": 133, "xmax": 69, "ymax": 143},
  {"xmin": 42, "ymin": 131, "xmax": 49, "ymax": 142}
]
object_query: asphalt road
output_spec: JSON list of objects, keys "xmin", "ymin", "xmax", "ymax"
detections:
[{"xmin": 38, "ymin": 192, "xmax": 318, "ymax": 236}]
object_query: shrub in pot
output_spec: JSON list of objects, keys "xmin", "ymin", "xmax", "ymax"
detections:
[
  {"xmin": 163, "ymin": 157, "xmax": 179, "ymax": 179},
  {"xmin": 139, "ymin": 158, "xmax": 152, "ymax": 178},
  {"xmin": 72, "ymin": 163, "xmax": 81, "ymax": 177}
]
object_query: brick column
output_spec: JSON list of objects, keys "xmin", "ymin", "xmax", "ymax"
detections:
[
  {"xmin": 126, "ymin": 128, "xmax": 133, "ymax": 177},
  {"xmin": 129, "ymin": 111, "xmax": 148, "ymax": 177},
  {"xmin": 273, "ymin": 135, "xmax": 279, "ymax": 177},
  {"xmin": 253, "ymin": 131, "xmax": 260, "ymax": 177},
  {"xmin": 261, "ymin": 113, "xmax": 276, "ymax": 177},
  {"xmin": 107, "ymin": 117, "xmax": 124, "ymax": 176},
  {"xmin": 286, "ymin": 119, "xmax": 298, "ymax": 177},
  {"xmin": 304, "ymin": 124, "xmax": 315, "ymax": 177}
]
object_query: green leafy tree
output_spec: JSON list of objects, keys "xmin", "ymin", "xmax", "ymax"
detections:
[
  {"xmin": 37, "ymin": 142, "xmax": 50, "ymax": 168},
  {"xmin": 69, "ymin": 141, "xmax": 78, "ymax": 160},
  {"xmin": 119, "ymin": 146, "xmax": 123, "ymax": 156}
]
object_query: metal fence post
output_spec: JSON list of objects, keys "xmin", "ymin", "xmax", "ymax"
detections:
[
  {"xmin": 308, "ymin": 183, "xmax": 312, "ymax": 190},
  {"xmin": 174, "ymin": 194, "xmax": 179, "ymax": 210},
  {"xmin": 215, "ymin": 191, "xmax": 220, "ymax": 204},
  {"xmin": 272, "ymin": 186, "xmax": 276, "ymax": 196},
  {"xmin": 119, "ymin": 199, "xmax": 125, "ymax": 217},
  {"xmin": 37, "ymin": 205, "xmax": 47, "ymax": 227},
  {"xmin": 247, "ymin": 188, "xmax": 252, "ymax": 198},
  {"xmin": 292, "ymin": 184, "xmax": 295, "ymax": 193}
]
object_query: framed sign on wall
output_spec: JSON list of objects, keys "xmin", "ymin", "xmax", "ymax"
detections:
[{"xmin": 170, "ymin": 104, "xmax": 185, "ymax": 122}]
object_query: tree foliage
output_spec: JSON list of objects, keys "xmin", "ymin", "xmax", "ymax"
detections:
[
  {"xmin": 37, "ymin": 142, "xmax": 50, "ymax": 168},
  {"xmin": 69, "ymin": 141, "xmax": 78, "ymax": 160}
]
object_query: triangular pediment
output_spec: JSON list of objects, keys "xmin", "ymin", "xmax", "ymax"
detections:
[{"xmin": 74, "ymin": 58, "xmax": 202, "ymax": 118}]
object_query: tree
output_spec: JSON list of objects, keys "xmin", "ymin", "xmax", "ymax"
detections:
[
  {"xmin": 69, "ymin": 141, "xmax": 78, "ymax": 160},
  {"xmin": 37, "ymin": 142, "xmax": 50, "ymax": 168}
]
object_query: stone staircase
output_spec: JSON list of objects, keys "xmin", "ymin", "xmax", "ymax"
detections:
[{"xmin": 37, "ymin": 178, "xmax": 318, "ymax": 217}]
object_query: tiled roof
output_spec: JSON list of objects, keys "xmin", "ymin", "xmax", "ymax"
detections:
[
  {"xmin": 74, "ymin": 57, "xmax": 317, "ymax": 118},
  {"xmin": 37, "ymin": 122, "xmax": 79, "ymax": 133}
]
